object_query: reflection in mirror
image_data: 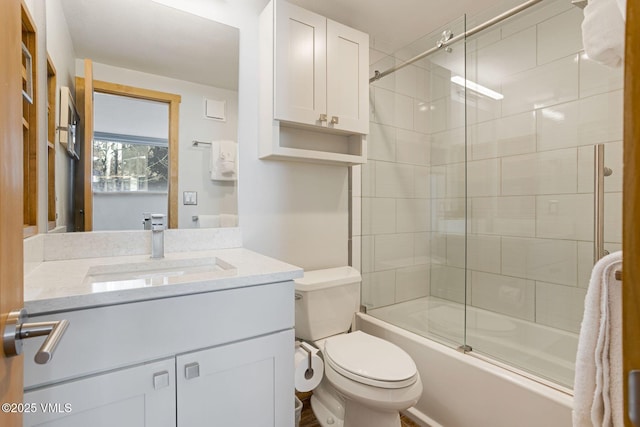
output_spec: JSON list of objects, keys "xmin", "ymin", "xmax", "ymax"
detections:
[{"xmin": 46, "ymin": 0, "xmax": 239, "ymax": 231}]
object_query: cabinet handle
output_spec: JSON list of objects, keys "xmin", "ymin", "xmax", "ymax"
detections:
[
  {"xmin": 153, "ymin": 371, "xmax": 170, "ymax": 390},
  {"xmin": 184, "ymin": 362, "xmax": 200, "ymax": 380},
  {"xmin": 319, "ymin": 114, "xmax": 327, "ymax": 122},
  {"xmin": 3, "ymin": 308, "xmax": 69, "ymax": 364},
  {"xmin": 330, "ymin": 116, "xmax": 339, "ymax": 125}
]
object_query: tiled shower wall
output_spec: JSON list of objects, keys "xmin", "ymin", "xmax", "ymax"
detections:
[{"xmin": 356, "ymin": 0, "xmax": 623, "ymax": 334}]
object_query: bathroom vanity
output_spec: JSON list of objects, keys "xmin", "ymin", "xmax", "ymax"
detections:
[{"xmin": 21, "ymin": 234, "xmax": 302, "ymax": 427}]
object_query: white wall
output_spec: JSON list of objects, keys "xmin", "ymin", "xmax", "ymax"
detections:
[
  {"xmin": 93, "ymin": 193, "xmax": 167, "ymax": 231},
  {"xmin": 45, "ymin": 0, "xmax": 76, "ymax": 231}
]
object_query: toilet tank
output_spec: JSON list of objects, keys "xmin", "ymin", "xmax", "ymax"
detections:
[{"xmin": 294, "ymin": 266, "xmax": 361, "ymax": 341}]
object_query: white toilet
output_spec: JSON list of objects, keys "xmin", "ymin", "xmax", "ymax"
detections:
[{"xmin": 295, "ymin": 267, "xmax": 422, "ymax": 427}]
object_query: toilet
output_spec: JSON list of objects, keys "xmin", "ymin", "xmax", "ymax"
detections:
[{"xmin": 295, "ymin": 267, "xmax": 422, "ymax": 427}]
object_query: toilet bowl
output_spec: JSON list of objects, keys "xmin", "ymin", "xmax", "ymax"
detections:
[{"xmin": 294, "ymin": 267, "xmax": 423, "ymax": 427}]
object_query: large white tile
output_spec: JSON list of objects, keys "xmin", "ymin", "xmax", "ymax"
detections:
[
  {"xmin": 369, "ymin": 52, "xmax": 395, "ymax": 92},
  {"xmin": 374, "ymin": 233, "xmax": 415, "ymax": 270},
  {"xmin": 395, "ymin": 92, "xmax": 415, "ymax": 130},
  {"xmin": 397, "ymin": 199, "xmax": 429, "ymax": 233},
  {"xmin": 537, "ymin": 8, "xmax": 584, "ymax": 65},
  {"xmin": 500, "ymin": 0, "xmax": 573, "ymax": 38},
  {"xmin": 467, "ymin": 234, "xmax": 502, "ymax": 274},
  {"xmin": 394, "ymin": 62, "xmax": 418, "ymax": 98},
  {"xmin": 414, "ymin": 232, "xmax": 431, "ymax": 265},
  {"xmin": 368, "ymin": 123, "xmax": 397, "ymax": 162},
  {"xmin": 428, "ymin": 64, "xmax": 453, "ymax": 103},
  {"xmin": 430, "ymin": 232, "xmax": 448, "ymax": 265},
  {"xmin": 361, "ymin": 271, "xmax": 396, "ymax": 309},
  {"xmin": 445, "ymin": 233, "xmax": 465, "ymax": 269},
  {"xmin": 470, "ymin": 271, "xmax": 535, "ymax": 321},
  {"xmin": 351, "ymin": 165, "xmax": 362, "ymax": 197},
  {"xmin": 502, "ymin": 237, "xmax": 577, "ymax": 286},
  {"xmin": 351, "ymin": 236, "xmax": 361, "ymax": 272},
  {"xmin": 501, "ymin": 148, "xmax": 577, "ymax": 195},
  {"xmin": 474, "ymin": 27, "xmax": 537, "ymax": 88},
  {"xmin": 361, "ymin": 235, "xmax": 374, "ymax": 273},
  {"xmin": 414, "ymin": 99, "xmax": 431, "ymax": 134},
  {"xmin": 375, "ymin": 161, "xmax": 414, "ymax": 198},
  {"xmin": 432, "ymin": 198, "xmax": 466, "ymax": 233},
  {"xmin": 579, "ymin": 52, "xmax": 624, "ymax": 98},
  {"xmin": 428, "ymin": 97, "xmax": 448, "ymax": 134},
  {"xmin": 605, "ymin": 192, "xmax": 622, "ymax": 244},
  {"xmin": 470, "ymin": 196, "xmax": 536, "ymax": 237},
  {"xmin": 576, "ymin": 241, "xmax": 592, "ymax": 289},
  {"xmin": 536, "ymin": 100, "xmax": 579, "ymax": 151},
  {"xmin": 430, "ymin": 127, "xmax": 465, "ymax": 166},
  {"xmin": 468, "ymin": 158, "xmax": 500, "ymax": 197},
  {"xmin": 396, "ymin": 129, "xmax": 430, "ymax": 165},
  {"xmin": 496, "ymin": 111, "xmax": 537, "ymax": 157},
  {"xmin": 430, "ymin": 265, "xmax": 467, "ymax": 304},
  {"xmin": 396, "ymin": 265, "xmax": 430, "ymax": 302},
  {"xmin": 362, "ymin": 160, "xmax": 376, "ymax": 197},
  {"xmin": 502, "ymin": 55, "xmax": 580, "ymax": 116},
  {"xmin": 536, "ymin": 194, "xmax": 593, "ymax": 240},
  {"xmin": 372, "ymin": 87, "xmax": 414, "ymax": 130},
  {"xmin": 370, "ymin": 198, "xmax": 396, "ymax": 235},
  {"xmin": 446, "ymin": 162, "xmax": 466, "ymax": 198},
  {"xmin": 577, "ymin": 90, "xmax": 624, "ymax": 146},
  {"xmin": 414, "ymin": 166, "xmax": 430, "ymax": 199},
  {"xmin": 535, "ymin": 281, "xmax": 586, "ymax": 333},
  {"xmin": 430, "ymin": 166, "xmax": 447, "ymax": 199}
]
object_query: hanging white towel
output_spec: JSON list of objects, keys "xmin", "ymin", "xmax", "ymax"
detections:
[
  {"xmin": 573, "ymin": 251, "xmax": 623, "ymax": 427},
  {"xmin": 219, "ymin": 213, "xmax": 238, "ymax": 228},
  {"xmin": 581, "ymin": 0, "xmax": 626, "ymax": 68},
  {"xmin": 209, "ymin": 140, "xmax": 237, "ymax": 181}
]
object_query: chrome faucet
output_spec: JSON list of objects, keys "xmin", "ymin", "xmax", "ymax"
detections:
[{"xmin": 151, "ymin": 214, "xmax": 165, "ymax": 259}]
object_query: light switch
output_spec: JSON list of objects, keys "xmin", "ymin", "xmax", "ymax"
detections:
[{"xmin": 183, "ymin": 191, "xmax": 197, "ymax": 205}]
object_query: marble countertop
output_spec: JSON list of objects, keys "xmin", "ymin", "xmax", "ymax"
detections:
[{"xmin": 25, "ymin": 248, "xmax": 303, "ymax": 315}]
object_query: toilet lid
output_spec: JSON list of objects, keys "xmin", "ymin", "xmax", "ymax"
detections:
[{"xmin": 324, "ymin": 331, "xmax": 418, "ymax": 389}]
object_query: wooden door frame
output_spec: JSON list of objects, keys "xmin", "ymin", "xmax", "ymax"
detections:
[
  {"xmin": 76, "ymin": 77, "xmax": 181, "ymax": 229},
  {"xmin": 1, "ymin": 0, "xmax": 26, "ymax": 425},
  {"xmin": 623, "ymin": 0, "xmax": 640, "ymax": 425}
]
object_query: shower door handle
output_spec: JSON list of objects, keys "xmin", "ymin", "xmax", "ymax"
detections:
[
  {"xmin": 3, "ymin": 308, "xmax": 70, "ymax": 364},
  {"xmin": 593, "ymin": 144, "xmax": 606, "ymax": 263}
]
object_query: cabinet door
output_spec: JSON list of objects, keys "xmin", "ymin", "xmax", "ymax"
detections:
[
  {"xmin": 326, "ymin": 19, "xmax": 369, "ymax": 134},
  {"xmin": 274, "ymin": 0, "xmax": 326, "ymax": 127},
  {"xmin": 177, "ymin": 329, "xmax": 294, "ymax": 427},
  {"xmin": 23, "ymin": 358, "xmax": 176, "ymax": 427}
]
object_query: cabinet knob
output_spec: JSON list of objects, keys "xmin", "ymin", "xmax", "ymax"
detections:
[
  {"xmin": 330, "ymin": 116, "xmax": 339, "ymax": 125},
  {"xmin": 184, "ymin": 362, "xmax": 200, "ymax": 380},
  {"xmin": 318, "ymin": 114, "xmax": 328, "ymax": 122}
]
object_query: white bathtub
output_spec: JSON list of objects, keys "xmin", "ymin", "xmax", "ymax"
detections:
[{"xmin": 357, "ymin": 300, "xmax": 574, "ymax": 427}]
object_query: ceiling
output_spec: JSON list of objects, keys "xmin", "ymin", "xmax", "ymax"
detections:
[
  {"xmin": 59, "ymin": 0, "xmax": 239, "ymax": 90},
  {"xmin": 57, "ymin": 0, "xmax": 512, "ymax": 90}
]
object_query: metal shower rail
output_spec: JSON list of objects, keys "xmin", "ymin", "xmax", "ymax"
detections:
[{"xmin": 369, "ymin": 0, "xmax": 545, "ymax": 83}]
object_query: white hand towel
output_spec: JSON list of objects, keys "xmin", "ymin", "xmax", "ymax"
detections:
[
  {"xmin": 573, "ymin": 250, "xmax": 623, "ymax": 427},
  {"xmin": 581, "ymin": 0, "xmax": 626, "ymax": 68},
  {"xmin": 209, "ymin": 140, "xmax": 237, "ymax": 181},
  {"xmin": 197, "ymin": 215, "xmax": 220, "ymax": 228}
]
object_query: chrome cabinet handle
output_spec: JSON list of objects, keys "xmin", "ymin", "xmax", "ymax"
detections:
[
  {"xmin": 318, "ymin": 114, "xmax": 328, "ymax": 122},
  {"xmin": 184, "ymin": 362, "xmax": 200, "ymax": 380},
  {"xmin": 3, "ymin": 309, "xmax": 70, "ymax": 364},
  {"xmin": 330, "ymin": 116, "xmax": 339, "ymax": 125}
]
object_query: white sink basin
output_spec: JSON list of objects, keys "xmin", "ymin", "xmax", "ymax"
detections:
[{"xmin": 84, "ymin": 257, "xmax": 236, "ymax": 292}]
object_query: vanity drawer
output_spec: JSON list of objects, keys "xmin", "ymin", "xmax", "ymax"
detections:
[{"xmin": 23, "ymin": 280, "xmax": 294, "ymax": 389}]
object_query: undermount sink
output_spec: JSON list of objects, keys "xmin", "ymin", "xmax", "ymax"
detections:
[{"xmin": 84, "ymin": 257, "xmax": 237, "ymax": 292}]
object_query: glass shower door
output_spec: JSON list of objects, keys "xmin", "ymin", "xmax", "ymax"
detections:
[{"xmin": 463, "ymin": 0, "xmax": 624, "ymax": 388}]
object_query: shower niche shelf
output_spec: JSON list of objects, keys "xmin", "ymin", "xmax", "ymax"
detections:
[{"xmin": 258, "ymin": 0, "xmax": 369, "ymax": 166}]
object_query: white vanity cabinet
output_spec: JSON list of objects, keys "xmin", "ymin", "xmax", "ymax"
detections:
[
  {"xmin": 22, "ymin": 280, "xmax": 295, "ymax": 427},
  {"xmin": 259, "ymin": 0, "xmax": 369, "ymax": 165}
]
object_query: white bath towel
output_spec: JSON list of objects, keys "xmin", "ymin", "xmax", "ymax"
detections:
[
  {"xmin": 573, "ymin": 251, "xmax": 623, "ymax": 427},
  {"xmin": 219, "ymin": 213, "xmax": 238, "ymax": 228},
  {"xmin": 581, "ymin": 0, "xmax": 626, "ymax": 68}
]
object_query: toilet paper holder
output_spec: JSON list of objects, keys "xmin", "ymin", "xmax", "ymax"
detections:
[{"xmin": 299, "ymin": 341, "xmax": 318, "ymax": 380}]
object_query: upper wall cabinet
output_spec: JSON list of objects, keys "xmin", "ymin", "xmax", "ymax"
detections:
[{"xmin": 259, "ymin": 0, "xmax": 369, "ymax": 165}]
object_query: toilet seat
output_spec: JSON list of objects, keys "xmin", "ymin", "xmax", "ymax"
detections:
[{"xmin": 323, "ymin": 331, "xmax": 418, "ymax": 389}]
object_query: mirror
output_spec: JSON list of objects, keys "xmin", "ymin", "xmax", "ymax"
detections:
[{"xmin": 46, "ymin": 0, "xmax": 239, "ymax": 231}]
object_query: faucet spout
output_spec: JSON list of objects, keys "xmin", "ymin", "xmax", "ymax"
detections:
[{"xmin": 150, "ymin": 214, "xmax": 165, "ymax": 259}]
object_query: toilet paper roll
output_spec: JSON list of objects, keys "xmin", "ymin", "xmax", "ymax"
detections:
[{"xmin": 294, "ymin": 343, "xmax": 324, "ymax": 392}]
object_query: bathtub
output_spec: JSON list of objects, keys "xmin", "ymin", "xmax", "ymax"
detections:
[{"xmin": 357, "ymin": 297, "xmax": 574, "ymax": 427}]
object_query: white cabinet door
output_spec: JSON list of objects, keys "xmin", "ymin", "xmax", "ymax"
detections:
[
  {"xmin": 177, "ymin": 329, "xmax": 295, "ymax": 427},
  {"xmin": 326, "ymin": 19, "xmax": 369, "ymax": 135},
  {"xmin": 274, "ymin": 0, "xmax": 326, "ymax": 127},
  {"xmin": 23, "ymin": 358, "xmax": 176, "ymax": 427}
]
